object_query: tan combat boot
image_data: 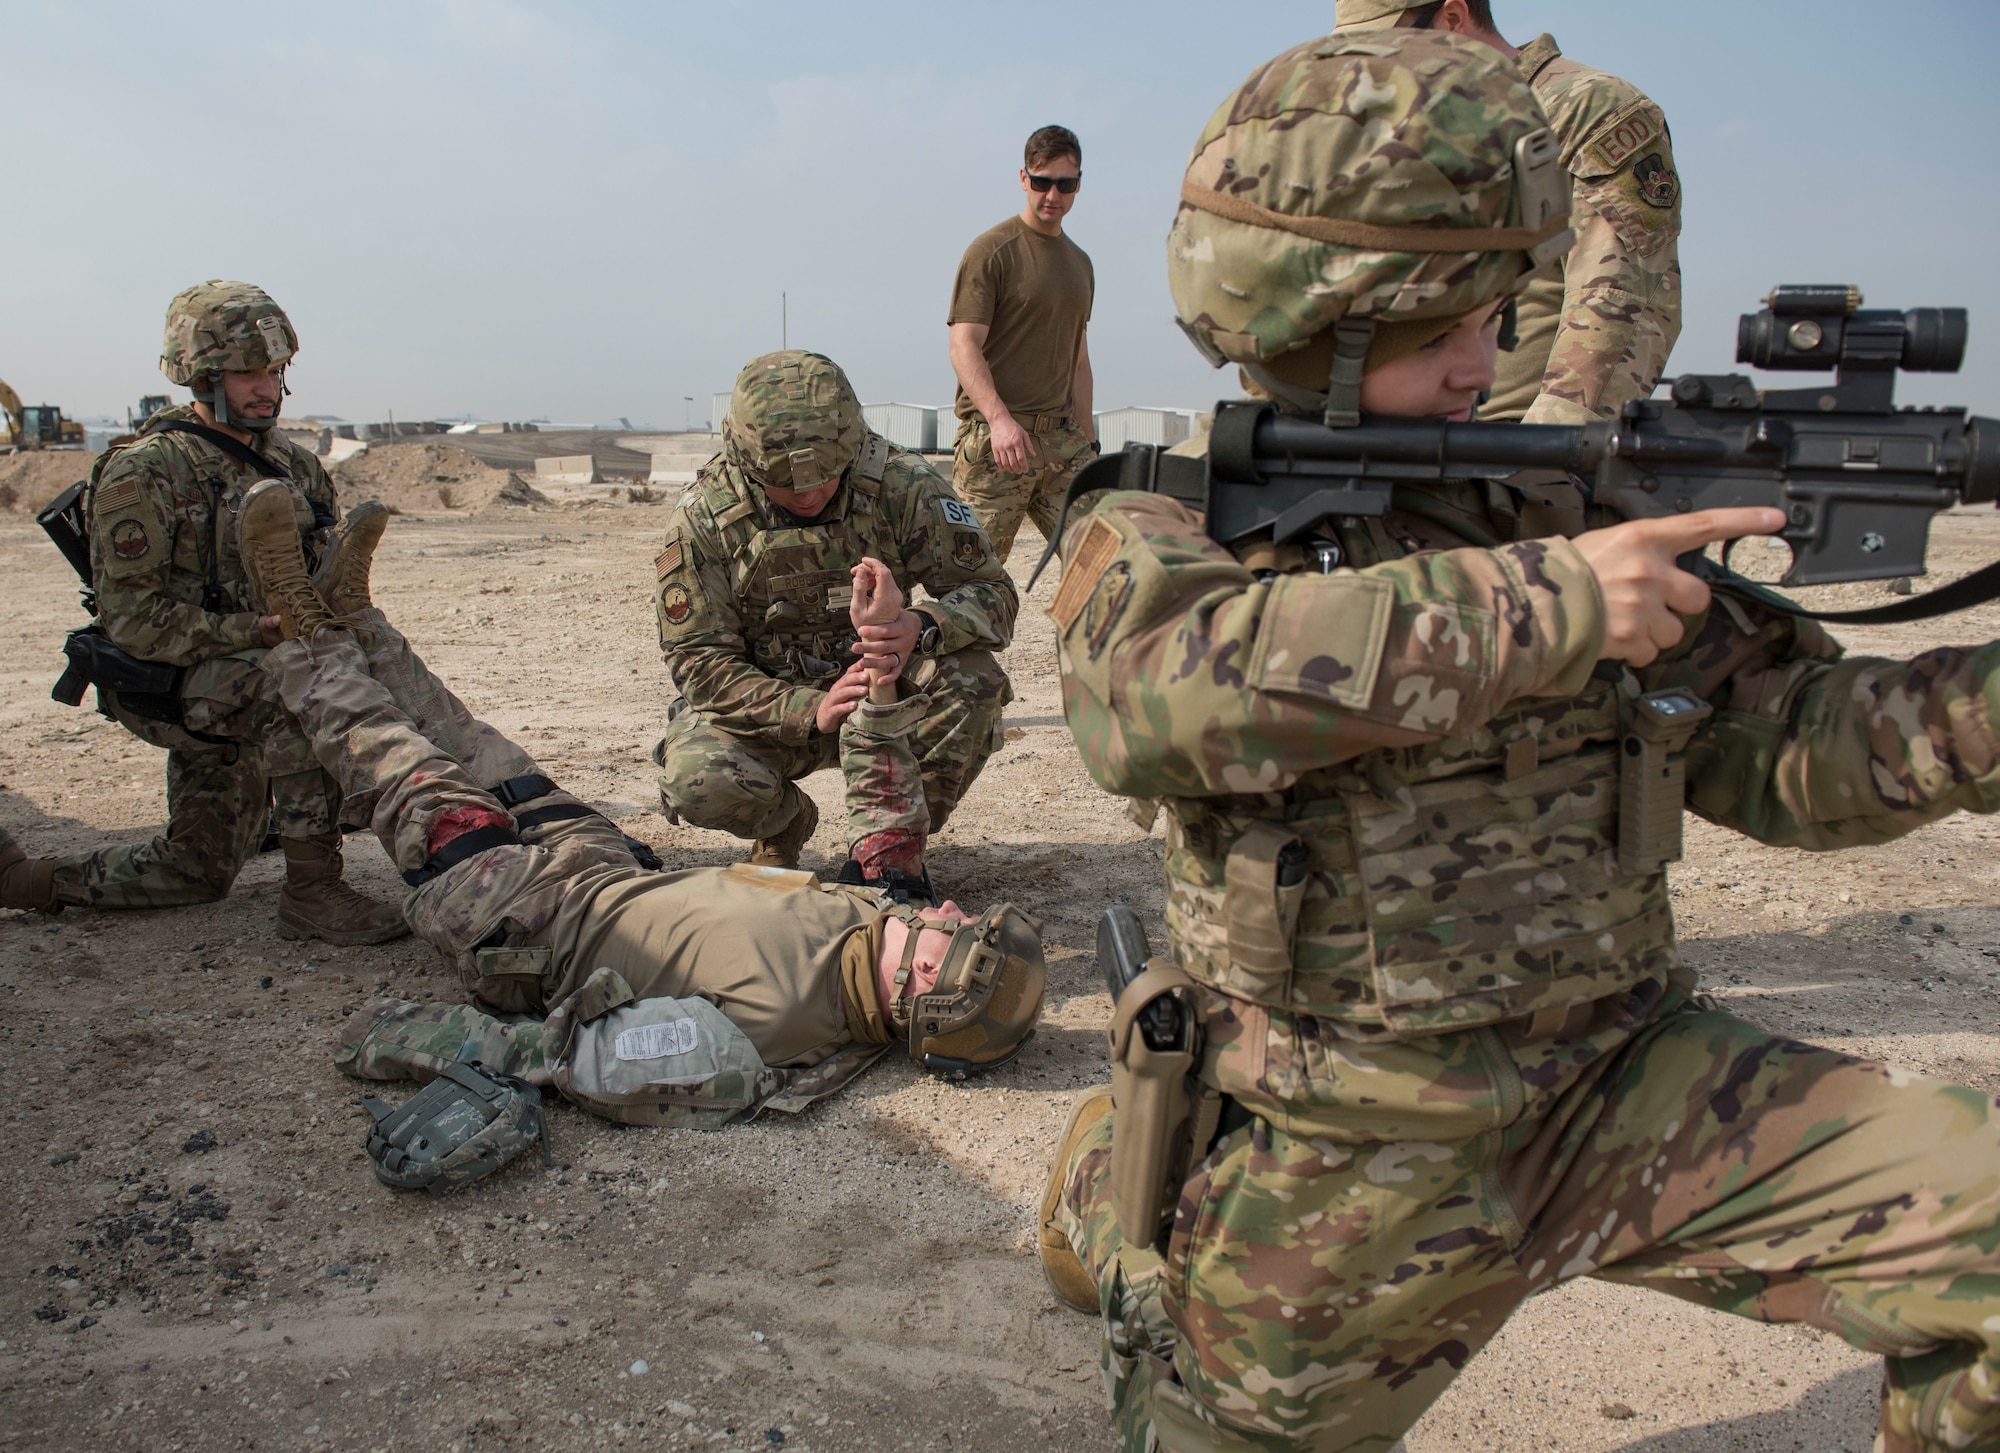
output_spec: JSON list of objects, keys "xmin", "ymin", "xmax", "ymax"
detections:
[
  {"xmin": 238, "ymin": 480, "xmax": 346, "ymax": 640},
  {"xmin": 1039, "ymin": 1084, "xmax": 1114, "ymax": 1314},
  {"xmin": 278, "ymin": 832, "xmax": 410, "ymax": 945},
  {"xmin": 0, "ymin": 827, "xmax": 60, "ymax": 915},
  {"xmin": 314, "ymin": 500, "xmax": 390, "ymax": 615},
  {"xmin": 746, "ymin": 793, "xmax": 818, "ymax": 870}
]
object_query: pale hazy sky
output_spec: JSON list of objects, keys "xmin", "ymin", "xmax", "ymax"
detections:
[{"xmin": 5, "ymin": 1, "xmax": 1996, "ymax": 426}]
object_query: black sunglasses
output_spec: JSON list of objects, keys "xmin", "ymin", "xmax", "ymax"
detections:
[{"xmin": 1026, "ymin": 172, "xmax": 1079, "ymax": 194}]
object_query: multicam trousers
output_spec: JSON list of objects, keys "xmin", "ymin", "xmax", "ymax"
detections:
[
  {"xmin": 949, "ymin": 416, "xmax": 1092, "ymax": 566},
  {"xmin": 1056, "ymin": 975, "xmax": 2000, "ymax": 1452},
  {"xmin": 654, "ymin": 647, "xmax": 1010, "ymax": 846},
  {"xmin": 50, "ymin": 649, "xmax": 339, "ymax": 908}
]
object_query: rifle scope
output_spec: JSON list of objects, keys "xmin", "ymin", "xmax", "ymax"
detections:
[{"xmin": 1738, "ymin": 284, "xmax": 1967, "ymax": 373}]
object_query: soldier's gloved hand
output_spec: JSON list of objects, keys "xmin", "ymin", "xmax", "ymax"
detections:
[
  {"xmin": 815, "ymin": 662, "xmax": 873, "ymax": 734},
  {"xmin": 1572, "ymin": 507, "xmax": 1784, "ymax": 666}
]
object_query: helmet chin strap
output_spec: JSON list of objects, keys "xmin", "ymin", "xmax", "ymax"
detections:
[{"xmin": 198, "ymin": 370, "xmax": 285, "ymax": 433}]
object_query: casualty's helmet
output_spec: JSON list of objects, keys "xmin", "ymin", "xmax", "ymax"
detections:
[
  {"xmin": 160, "ymin": 280, "xmax": 297, "ymax": 431},
  {"xmin": 722, "ymin": 350, "xmax": 865, "ymax": 492},
  {"xmin": 1167, "ymin": 30, "xmax": 1572, "ymax": 413},
  {"xmin": 892, "ymin": 903, "xmax": 1046, "ymax": 1078}
]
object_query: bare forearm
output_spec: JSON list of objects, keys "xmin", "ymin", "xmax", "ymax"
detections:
[
  {"xmin": 1071, "ymin": 335, "xmax": 1094, "ymax": 438},
  {"xmin": 948, "ymin": 328, "xmax": 1013, "ymax": 428}
]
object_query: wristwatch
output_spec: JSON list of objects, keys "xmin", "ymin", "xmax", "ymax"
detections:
[
  {"xmin": 1089, "ymin": 440, "xmax": 1102, "ymax": 455},
  {"xmin": 915, "ymin": 616, "xmax": 944, "ymax": 657}
]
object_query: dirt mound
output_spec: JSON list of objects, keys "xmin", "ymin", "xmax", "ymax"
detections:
[
  {"xmin": 331, "ymin": 440, "xmax": 549, "ymax": 514},
  {"xmin": 0, "ymin": 449, "xmax": 98, "ymax": 512}
]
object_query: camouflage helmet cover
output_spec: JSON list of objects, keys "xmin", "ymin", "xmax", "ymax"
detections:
[
  {"xmin": 160, "ymin": 280, "xmax": 298, "ymax": 386},
  {"xmin": 900, "ymin": 903, "xmax": 1046, "ymax": 1077},
  {"xmin": 723, "ymin": 350, "xmax": 864, "ymax": 492},
  {"xmin": 1168, "ymin": 31, "xmax": 1572, "ymax": 371}
]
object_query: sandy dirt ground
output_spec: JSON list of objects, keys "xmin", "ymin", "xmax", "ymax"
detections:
[{"xmin": 3, "ymin": 492, "xmax": 1999, "ymax": 1453}]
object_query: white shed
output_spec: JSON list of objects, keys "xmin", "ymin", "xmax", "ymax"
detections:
[
  {"xmin": 1095, "ymin": 407, "xmax": 1195, "ymax": 454},
  {"xmin": 861, "ymin": 403, "xmax": 938, "ymax": 453},
  {"xmin": 711, "ymin": 392, "xmax": 733, "ymax": 433}
]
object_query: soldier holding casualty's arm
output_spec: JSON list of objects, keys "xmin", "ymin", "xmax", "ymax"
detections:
[{"xmin": 1034, "ymin": 30, "xmax": 2000, "ymax": 1453}]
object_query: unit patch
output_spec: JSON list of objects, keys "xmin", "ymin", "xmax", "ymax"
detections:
[
  {"xmin": 1586, "ymin": 103, "xmax": 1661, "ymax": 173},
  {"xmin": 655, "ymin": 539, "xmax": 684, "ymax": 579},
  {"xmin": 1081, "ymin": 562, "xmax": 1135, "ymax": 661},
  {"xmin": 659, "ymin": 582, "xmax": 694, "ymax": 626},
  {"xmin": 938, "ymin": 496, "xmax": 979, "ymax": 529},
  {"xmin": 952, "ymin": 530, "xmax": 986, "ymax": 571},
  {"xmin": 1633, "ymin": 152, "xmax": 1679, "ymax": 209},
  {"xmin": 110, "ymin": 518, "xmax": 151, "ymax": 560}
]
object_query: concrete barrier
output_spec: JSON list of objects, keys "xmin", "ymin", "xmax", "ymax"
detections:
[
  {"xmin": 649, "ymin": 449, "xmax": 717, "ymax": 485},
  {"xmin": 325, "ymin": 437, "xmax": 369, "ymax": 464},
  {"xmin": 534, "ymin": 455, "xmax": 599, "ymax": 485}
]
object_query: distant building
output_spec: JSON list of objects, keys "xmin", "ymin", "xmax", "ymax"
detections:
[
  {"xmin": 1095, "ymin": 407, "xmax": 1195, "ymax": 454},
  {"xmin": 711, "ymin": 392, "xmax": 733, "ymax": 433},
  {"xmin": 861, "ymin": 403, "xmax": 939, "ymax": 453}
]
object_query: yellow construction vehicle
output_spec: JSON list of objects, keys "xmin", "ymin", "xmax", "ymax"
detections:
[{"xmin": 0, "ymin": 378, "xmax": 87, "ymax": 451}]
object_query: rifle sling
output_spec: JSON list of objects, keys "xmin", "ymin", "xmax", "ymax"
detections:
[
  {"xmin": 143, "ymin": 418, "xmax": 294, "ymax": 480},
  {"xmin": 1701, "ymin": 557, "xmax": 2000, "ymax": 626}
]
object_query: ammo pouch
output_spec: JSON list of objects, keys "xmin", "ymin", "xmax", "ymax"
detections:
[
  {"xmin": 362, "ymin": 1060, "xmax": 550, "ymax": 1195},
  {"xmin": 53, "ymin": 625, "xmax": 184, "ymax": 722},
  {"xmin": 1109, "ymin": 962, "xmax": 1212, "ymax": 1252},
  {"xmin": 1617, "ymin": 688, "xmax": 1713, "ymax": 877},
  {"xmin": 1221, "ymin": 821, "xmax": 1311, "ymax": 1003}
]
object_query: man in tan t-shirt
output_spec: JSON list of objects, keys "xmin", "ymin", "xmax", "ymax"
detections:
[{"xmin": 947, "ymin": 124, "xmax": 1097, "ymax": 564}]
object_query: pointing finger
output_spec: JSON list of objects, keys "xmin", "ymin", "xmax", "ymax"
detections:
[{"xmin": 1647, "ymin": 506, "xmax": 1786, "ymax": 553}]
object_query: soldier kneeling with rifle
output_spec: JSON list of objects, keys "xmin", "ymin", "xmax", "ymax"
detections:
[{"xmin": 1035, "ymin": 28, "xmax": 2000, "ymax": 1453}]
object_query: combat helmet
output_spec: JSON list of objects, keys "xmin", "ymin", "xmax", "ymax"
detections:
[
  {"xmin": 160, "ymin": 280, "xmax": 297, "ymax": 432},
  {"xmin": 1168, "ymin": 30, "xmax": 1572, "ymax": 423},
  {"xmin": 891, "ymin": 903, "xmax": 1046, "ymax": 1078},
  {"xmin": 722, "ymin": 350, "xmax": 864, "ymax": 493}
]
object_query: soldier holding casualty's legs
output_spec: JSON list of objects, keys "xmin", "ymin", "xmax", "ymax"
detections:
[
  {"xmin": 168, "ymin": 484, "xmax": 1044, "ymax": 1132},
  {"xmin": 1035, "ymin": 31, "xmax": 2000, "ymax": 1453},
  {"xmin": 0, "ymin": 280, "xmax": 403, "ymax": 945}
]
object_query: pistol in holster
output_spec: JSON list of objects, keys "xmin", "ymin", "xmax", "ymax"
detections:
[
  {"xmin": 1100, "ymin": 906, "xmax": 1217, "ymax": 1254},
  {"xmin": 51, "ymin": 625, "xmax": 185, "ymax": 723},
  {"xmin": 1617, "ymin": 687, "xmax": 1713, "ymax": 876}
]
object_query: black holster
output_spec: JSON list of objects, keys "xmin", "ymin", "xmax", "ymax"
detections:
[{"xmin": 52, "ymin": 626, "xmax": 184, "ymax": 723}]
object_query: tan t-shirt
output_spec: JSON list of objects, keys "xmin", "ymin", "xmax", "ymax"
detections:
[
  {"xmin": 948, "ymin": 216, "xmax": 1094, "ymax": 422},
  {"xmin": 534, "ymin": 863, "xmax": 882, "ymax": 1069}
]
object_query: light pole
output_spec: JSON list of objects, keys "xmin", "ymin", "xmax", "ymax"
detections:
[{"xmin": 683, "ymin": 397, "xmax": 693, "ymax": 432}]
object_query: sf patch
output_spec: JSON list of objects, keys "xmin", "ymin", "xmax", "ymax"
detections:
[
  {"xmin": 659, "ymin": 581, "xmax": 694, "ymax": 627},
  {"xmin": 938, "ymin": 496, "xmax": 979, "ymax": 529},
  {"xmin": 951, "ymin": 530, "xmax": 986, "ymax": 571},
  {"xmin": 1633, "ymin": 152, "xmax": 1679, "ymax": 209},
  {"xmin": 110, "ymin": 518, "xmax": 151, "ymax": 560}
]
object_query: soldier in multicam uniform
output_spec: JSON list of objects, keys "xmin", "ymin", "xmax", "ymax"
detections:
[
  {"xmin": 0, "ymin": 281, "xmax": 404, "ymax": 945},
  {"xmin": 1035, "ymin": 31, "xmax": 2000, "ymax": 1453},
  {"xmin": 653, "ymin": 350, "xmax": 1017, "ymax": 890},
  {"xmin": 132, "ymin": 485, "xmax": 1045, "ymax": 1113},
  {"xmin": 1337, "ymin": 0, "xmax": 1682, "ymax": 426}
]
